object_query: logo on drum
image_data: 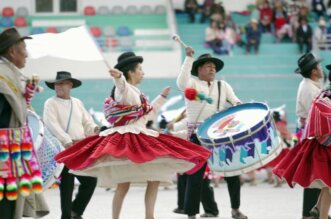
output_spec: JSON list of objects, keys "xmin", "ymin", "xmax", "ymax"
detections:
[{"xmin": 208, "ymin": 114, "xmax": 244, "ymax": 138}]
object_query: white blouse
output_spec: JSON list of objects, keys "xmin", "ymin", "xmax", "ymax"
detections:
[{"xmin": 100, "ymin": 75, "xmax": 166, "ymax": 137}]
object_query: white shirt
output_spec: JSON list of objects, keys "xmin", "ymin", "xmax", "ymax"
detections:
[
  {"xmin": 43, "ymin": 96, "xmax": 97, "ymax": 147},
  {"xmin": 177, "ymin": 56, "xmax": 241, "ymax": 123},
  {"xmin": 100, "ymin": 75, "xmax": 166, "ymax": 137},
  {"xmin": 296, "ymin": 78, "xmax": 322, "ymax": 119}
]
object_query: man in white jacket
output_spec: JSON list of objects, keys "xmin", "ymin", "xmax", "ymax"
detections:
[
  {"xmin": 43, "ymin": 71, "xmax": 99, "ymax": 219},
  {"xmin": 176, "ymin": 47, "xmax": 247, "ymax": 219},
  {"xmin": 294, "ymin": 53, "xmax": 324, "ymax": 219}
]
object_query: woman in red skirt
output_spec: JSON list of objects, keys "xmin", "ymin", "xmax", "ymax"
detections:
[
  {"xmin": 55, "ymin": 52, "xmax": 211, "ymax": 219},
  {"xmin": 273, "ymin": 67, "xmax": 331, "ymax": 219}
]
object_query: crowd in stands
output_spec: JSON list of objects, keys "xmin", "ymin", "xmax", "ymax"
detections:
[{"xmin": 183, "ymin": 0, "xmax": 331, "ymax": 55}]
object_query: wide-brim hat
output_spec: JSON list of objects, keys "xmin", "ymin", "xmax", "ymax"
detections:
[
  {"xmin": 295, "ymin": 52, "xmax": 321, "ymax": 75},
  {"xmin": 45, "ymin": 71, "xmax": 82, "ymax": 90},
  {"xmin": 114, "ymin": 52, "xmax": 143, "ymax": 71},
  {"xmin": 0, "ymin": 27, "xmax": 32, "ymax": 53},
  {"xmin": 191, "ymin": 54, "xmax": 224, "ymax": 76}
]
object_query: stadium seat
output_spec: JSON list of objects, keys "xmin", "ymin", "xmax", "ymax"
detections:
[
  {"xmin": 154, "ymin": 5, "xmax": 166, "ymax": 14},
  {"xmin": 90, "ymin": 26, "xmax": 102, "ymax": 37},
  {"xmin": 97, "ymin": 6, "xmax": 110, "ymax": 15},
  {"xmin": 30, "ymin": 27, "xmax": 44, "ymax": 35},
  {"xmin": 0, "ymin": 17, "xmax": 13, "ymax": 28},
  {"xmin": 105, "ymin": 37, "xmax": 118, "ymax": 48},
  {"xmin": 2, "ymin": 7, "xmax": 14, "ymax": 17},
  {"xmin": 14, "ymin": 17, "xmax": 27, "ymax": 27},
  {"xmin": 103, "ymin": 26, "xmax": 115, "ymax": 37},
  {"xmin": 111, "ymin": 6, "xmax": 124, "ymax": 15},
  {"xmin": 16, "ymin": 27, "xmax": 30, "ymax": 37},
  {"xmin": 84, "ymin": 6, "xmax": 96, "ymax": 16},
  {"xmin": 126, "ymin": 5, "xmax": 138, "ymax": 15},
  {"xmin": 16, "ymin": 7, "xmax": 29, "ymax": 17},
  {"xmin": 116, "ymin": 26, "xmax": 131, "ymax": 36},
  {"xmin": 118, "ymin": 37, "xmax": 134, "ymax": 48},
  {"xmin": 94, "ymin": 37, "xmax": 105, "ymax": 51},
  {"xmin": 140, "ymin": 5, "xmax": 153, "ymax": 14},
  {"xmin": 46, "ymin": 27, "xmax": 58, "ymax": 33}
]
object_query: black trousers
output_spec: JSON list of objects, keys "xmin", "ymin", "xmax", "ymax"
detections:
[
  {"xmin": 297, "ymin": 39, "xmax": 312, "ymax": 53},
  {"xmin": 302, "ymin": 188, "xmax": 320, "ymax": 217},
  {"xmin": 178, "ymin": 174, "xmax": 241, "ymax": 215},
  {"xmin": 181, "ymin": 134, "xmax": 242, "ymax": 216},
  {"xmin": 177, "ymin": 173, "xmax": 219, "ymax": 216},
  {"xmin": 0, "ymin": 198, "xmax": 16, "ymax": 219},
  {"xmin": 60, "ymin": 166, "xmax": 97, "ymax": 219},
  {"xmin": 224, "ymin": 176, "xmax": 241, "ymax": 209}
]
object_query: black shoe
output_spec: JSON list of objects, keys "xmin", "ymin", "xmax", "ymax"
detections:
[
  {"xmin": 72, "ymin": 215, "xmax": 83, "ymax": 219},
  {"xmin": 173, "ymin": 208, "xmax": 185, "ymax": 214}
]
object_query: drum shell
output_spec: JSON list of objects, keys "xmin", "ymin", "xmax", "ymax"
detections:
[{"xmin": 197, "ymin": 103, "xmax": 283, "ymax": 176}]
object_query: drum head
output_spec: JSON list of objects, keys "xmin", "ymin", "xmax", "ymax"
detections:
[
  {"xmin": 27, "ymin": 110, "xmax": 44, "ymax": 151},
  {"xmin": 38, "ymin": 127, "xmax": 64, "ymax": 189},
  {"xmin": 197, "ymin": 103, "xmax": 269, "ymax": 143}
]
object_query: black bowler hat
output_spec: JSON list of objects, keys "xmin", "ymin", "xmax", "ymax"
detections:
[
  {"xmin": 191, "ymin": 54, "xmax": 224, "ymax": 76},
  {"xmin": 114, "ymin": 52, "xmax": 143, "ymax": 71},
  {"xmin": 295, "ymin": 52, "xmax": 321, "ymax": 76},
  {"xmin": 0, "ymin": 28, "xmax": 32, "ymax": 53},
  {"xmin": 45, "ymin": 71, "xmax": 82, "ymax": 90}
]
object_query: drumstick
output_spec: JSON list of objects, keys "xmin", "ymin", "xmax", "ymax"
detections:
[
  {"xmin": 170, "ymin": 86, "xmax": 184, "ymax": 93},
  {"xmin": 172, "ymin": 34, "xmax": 188, "ymax": 49},
  {"xmin": 173, "ymin": 109, "xmax": 186, "ymax": 123}
]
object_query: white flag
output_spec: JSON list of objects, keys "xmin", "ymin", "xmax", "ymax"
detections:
[{"xmin": 26, "ymin": 26, "xmax": 104, "ymax": 61}]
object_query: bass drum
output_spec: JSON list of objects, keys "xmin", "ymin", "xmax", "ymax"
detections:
[
  {"xmin": 197, "ymin": 102, "xmax": 283, "ymax": 177},
  {"xmin": 27, "ymin": 110, "xmax": 64, "ymax": 189}
]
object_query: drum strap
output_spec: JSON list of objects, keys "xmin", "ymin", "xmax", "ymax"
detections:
[
  {"xmin": 217, "ymin": 80, "xmax": 222, "ymax": 111},
  {"xmin": 65, "ymin": 99, "xmax": 73, "ymax": 133}
]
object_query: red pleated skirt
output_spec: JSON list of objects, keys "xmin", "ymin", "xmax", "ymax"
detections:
[
  {"xmin": 273, "ymin": 138, "xmax": 331, "ymax": 189},
  {"xmin": 55, "ymin": 132, "xmax": 211, "ymax": 175}
]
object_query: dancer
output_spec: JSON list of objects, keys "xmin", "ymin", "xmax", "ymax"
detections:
[
  {"xmin": 176, "ymin": 46, "xmax": 247, "ymax": 219},
  {"xmin": 295, "ymin": 52, "xmax": 324, "ymax": 219},
  {"xmin": 274, "ymin": 65, "xmax": 331, "ymax": 219},
  {"xmin": 43, "ymin": 71, "xmax": 99, "ymax": 219},
  {"xmin": 55, "ymin": 52, "xmax": 211, "ymax": 219}
]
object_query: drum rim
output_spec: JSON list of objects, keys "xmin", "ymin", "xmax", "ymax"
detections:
[
  {"xmin": 199, "ymin": 113, "xmax": 273, "ymax": 145},
  {"xmin": 197, "ymin": 102, "xmax": 270, "ymax": 144},
  {"xmin": 42, "ymin": 163, "xmax": 64, "ymax": 189},
  {"xmin": 27, "ymin": 110, "xmax": 45, "ymax": 151}
]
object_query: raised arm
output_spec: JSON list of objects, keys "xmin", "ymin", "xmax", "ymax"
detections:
[
  {"xmin": 177, "ymin": 47, "xmax": 195, "ymax": 90},
  {"xmin": 146, "ymin": 87, "xmax": 171, "ymax": 121},
  {"xmin": 109, "ymin": 68, "xmax": 127, "ymax": 96}
]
